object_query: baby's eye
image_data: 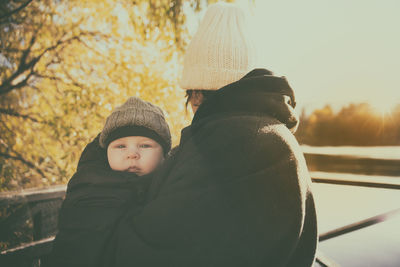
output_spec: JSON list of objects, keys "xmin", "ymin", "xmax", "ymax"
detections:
[
  {"xmin": 116, "ymin": 144, "xmax": 126, "ymax": 149},
  {"xmin": 139, "ymin": 144, "xmax": 152, "ymax": 148}
]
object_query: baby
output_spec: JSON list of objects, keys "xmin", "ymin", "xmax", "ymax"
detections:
[
  {"xmin": 48, "ymin": 97, "xmax": 171, "ymax": 267},
  {"xmin": 99, "ymin": 96, "xmax": 171, "ymax": 175}
]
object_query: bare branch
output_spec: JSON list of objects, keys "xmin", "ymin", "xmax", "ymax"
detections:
[
  {"xmin": 0, "ymin": 32, "xmax": 97, "ymax": 96},
  {"xmin": 0, "ymin": 152, "xmax": 46, "ymax": 177},
  {"xmin": 0, "ymin": 107, "xmax": 47, "ymax": 123},
  {"xmin": 0, "ymin": 36, "xmax": 40, "ymax": 95},
  {"xmin": 38, "ymin": 31, "xmax": 101, "ymax": 59},
  {"xmin": 1, "ymin": 47, "xmax": 25, "ymax": 53},
  {"xmin": 0, "ymin": 119, "xmax": 14, "ymax": 139},
  {"xmin": 19, "ymin": 34, "xmax": 37, "ymax": 69},
  {"xmin": 61, "ymin": 64, "xmax": 87, "ymax": 89},
  {"xmin": 0, "ymin": 0, "xmax": 34, "ymax": 21},
  {"xmin": 78, "ymin": 36, "xmax": 119, "ymax": 66},
  {"xmin": 34, "ymin": 72, "xmax": 63, "ymax": 82},
  {"xmin": 0, "ymin": 67, "xmax": 37, "ymax": 95}
]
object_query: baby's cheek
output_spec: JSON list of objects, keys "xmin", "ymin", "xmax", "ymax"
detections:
[{"xmin": 150, "ymin": 154, "xmax": 163, "ymax": 170}]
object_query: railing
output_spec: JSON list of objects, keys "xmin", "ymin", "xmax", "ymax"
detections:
[
  {"xmin": 0, "ymin": 186, "xmax": 65, "ymax": 267},
  {"xmin": 1, "ymin": 150, "xmax": 399, "ymax": 267},
  {"xmin": 305, "ymin": 148, "xmax": 400, "ymax": 267}
]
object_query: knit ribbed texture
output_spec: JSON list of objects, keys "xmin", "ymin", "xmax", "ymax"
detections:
[
  {"xmin": 99, "ymin": 97, "xmax": 171, "ymax": 151},
  {"xmin": 180, "ymin": 2, "xmax": 259, "ymax": 90}
]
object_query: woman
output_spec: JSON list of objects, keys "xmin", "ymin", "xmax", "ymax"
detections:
[
  {"xmin": 103, "ymin": 3, "xmax": 318, "ymax": 266},
  {"xmin": 50, "ymin": 2, "xmax": 318, "ymax": 267}
]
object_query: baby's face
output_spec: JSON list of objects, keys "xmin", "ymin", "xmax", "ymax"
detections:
[{"xmin": 107, "ymin": 136, "xmax": 164, "ymax": 176}]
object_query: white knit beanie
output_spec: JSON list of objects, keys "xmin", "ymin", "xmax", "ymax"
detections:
[{"xmin": 180, "ymin": 2, "xmax": 259, "ymax": 90}]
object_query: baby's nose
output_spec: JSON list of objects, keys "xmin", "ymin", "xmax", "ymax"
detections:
[{"xmin": 127, "ymin": 149, "xmax": 139, "ymax": 159}]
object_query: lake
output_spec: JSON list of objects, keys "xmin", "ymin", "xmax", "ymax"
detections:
[
  {"xmin": 1, "ymin": 145, "xmax": 399, "ymax": 265},
  {"xmin": 314, "ymin": 183, "xmax": 400, "ymax": 267},
  {"xmin": 308, "ymin": 146, "xmax": 400, "ymax": 266}
]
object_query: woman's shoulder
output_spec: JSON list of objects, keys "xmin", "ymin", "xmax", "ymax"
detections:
[
  {"xmin": 196, "ymin": 112, "xmax": 294, "ymax": 140},
  {"xmin": 189, "ymin": 113, "xmax": 301, "ymax": 158}
]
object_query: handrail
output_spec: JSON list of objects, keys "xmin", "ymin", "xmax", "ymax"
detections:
[
  {"xmin": 319, "ymin": 207, "xmax": 400, "ymax": 242},
  {"xmin": 315, "ymin": 250, "xmax": 340, "ymax": 267},
  {"xmin": 312, "ymin": 177, "xmax": 400, "ymax": 190},
  {"xmin": 0, "ymin": 176, "xmax": 399, "ymax": 267},
  {"xmin": 0, "ymin": 237, "xmax": 54, "ymax": 256},
  {"xmin": 0, "ymin": 172, "xmax": 398, "ymax": 206},
  {"xmin": 5, "ymin": 207, "xmax": 398, "ymax": 267},
  {"xmin": 0, "ymin": 185, "xmax": 66, "ymax": 206},
  {"xmin": 310, "ymin": 171, "xmax": 400, "ymax": 190}
]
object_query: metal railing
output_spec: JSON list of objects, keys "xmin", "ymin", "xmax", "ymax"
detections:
[
  {"xmin": 0, "ymin": 151, "xmax": 399, "ymax": 267},
  {"xmin": 318, "ymin": 207, "xmax": 400, "ymax": 242}
]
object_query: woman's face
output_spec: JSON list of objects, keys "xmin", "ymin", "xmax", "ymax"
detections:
[{"xmin": 189, "ymin": 91, "xmax": 204, "ymax": 114}]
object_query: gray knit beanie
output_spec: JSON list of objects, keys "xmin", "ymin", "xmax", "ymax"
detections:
[{"xmin": 99, "ymin": 97, "xmax": 171, "ymax": 153}]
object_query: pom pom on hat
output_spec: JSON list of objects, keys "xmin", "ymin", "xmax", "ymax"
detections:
[{"xmin": 180, "ymin": 2, "xmax": 260, "ymax": 90}]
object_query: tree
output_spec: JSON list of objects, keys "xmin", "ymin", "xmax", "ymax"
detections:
[
  {"xmin": 0, "ymin": 0, "xmax": 235, "ymax": 191},
  {"xmin": 296, "ymin": 103, "xmax": 400, "ymax": 146}
]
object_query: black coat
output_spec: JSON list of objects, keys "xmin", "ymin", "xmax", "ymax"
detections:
[
  {"xmin": 104, "ymin": 69, "xmax": 318, "ymax": 266},
  {"xmin": 46, "ymin": 137, "xmax": 150, "ymax": 267}
]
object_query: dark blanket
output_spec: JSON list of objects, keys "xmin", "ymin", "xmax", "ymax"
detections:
[
  {"xmin": 103, "ymin": 69, "xmax": 318, "ymax": 266},
  {"xmin": 47, "ymin": 136, "xmax": 151, "ymax": 267}
]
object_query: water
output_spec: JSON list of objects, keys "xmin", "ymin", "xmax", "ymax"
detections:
[
  {"xmin": 1, "ymin": 145, "xmax": 399, "ymax": 264},
  {"xmin": 302, "ymin": 146, "xmax": 400, "ymax": 177},
  {"xmin": 313, "ymin": 181, "xmax": 400, "ymax": 266},
  {"xmin": 305, "ymin": 146, "xmax": 400, "ymax": 266}
]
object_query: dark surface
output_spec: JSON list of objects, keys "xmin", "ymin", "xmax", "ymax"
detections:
[{"xmin": 305, "ymin": 153, "xmax": 400, "ymax": 176}]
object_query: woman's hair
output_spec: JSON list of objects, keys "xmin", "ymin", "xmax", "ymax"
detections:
[{"xmin": 185, "ymin": 90, "xmax": 217, "ymax": 110}]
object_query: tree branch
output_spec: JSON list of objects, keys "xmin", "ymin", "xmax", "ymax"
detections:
[
  {"xmin": 19, "ymin": 33, "xmax": 37, "ymax": 69},
  {"xmin": 0, "ymin": 32, "xmax": 96, "ymax": 96},
  {"xmin": 0, "ymin": 0, "xmax": 34, "ymax": 21},
  {"xmin": 34, "ymin": 73, "xmax": 63, "ymax": 82},
  {"xmin": 0, "ymin": 152, "xmax": 46, "ymax": 177},
  {"xmin": 0, "ymin": 107, "xmax": 47, "ymax": 123}
]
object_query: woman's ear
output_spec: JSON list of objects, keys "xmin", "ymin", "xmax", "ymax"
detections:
[
  {"xmin": 189, "ymin": 91, "xmax": 204, "ymax": 113},
  {"xmin": 191, "ymin": 91, "xmax": 204, "ymax": 106}
]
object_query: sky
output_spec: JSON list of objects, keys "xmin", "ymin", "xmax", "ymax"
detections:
[{"xmin": 196, "ymin": 0, "xmax": 400, "ymax": 114}]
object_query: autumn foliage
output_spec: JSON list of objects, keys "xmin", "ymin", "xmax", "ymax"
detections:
[
  {"xmin": 1, "ymin": 0, "xmax": 398, "ymax": 193},
  {"xmin": 296, "ymin": 103, "xmax": 400, "ymax": 146},
  {"xmin": 0, "ymin": 0, "xmax": 231, "ymax": 191}
]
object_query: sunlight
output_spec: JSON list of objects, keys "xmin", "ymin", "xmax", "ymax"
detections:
[{"xmin": 370, "ymin": 100, "xmax": 397, "ymax": 117}]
